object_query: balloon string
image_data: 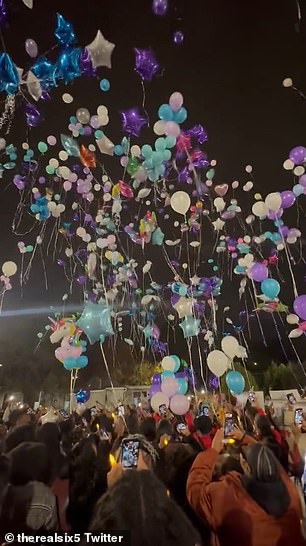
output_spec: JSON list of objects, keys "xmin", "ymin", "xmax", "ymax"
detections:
[
  {"xmin": 196, "ymin": 335, "xmax": 207, "ymax": 391},
  {"xmin": 186, "ymin": 338, "xmax": 198, "ymax": 403},
  {"xmin": 249, "ymin": 281, "xmax": 267, "ymax": 347},
  {"xmin": 295, "ymin": 0, "xmax": 302, "ymax": 31},
  {"xmin": 280, "ymin": 232, "xmax": 298, "ymax": 298},
  {"xmin": 140, "ymin": 80, "xmax": 150, "ymax": 127},
  {"xmin": 100, "ymin": 342, "xmax": 129, "ymax": 431}
]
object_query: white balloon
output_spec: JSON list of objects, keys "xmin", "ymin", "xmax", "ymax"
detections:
[
  {"xmin": 289, "ymin": 328, "xmax": 303, "ymax": 339},
  {"xmin": 237, "ymin": 345, "xmax": 248, "ymax": 359},
  {"xmin": 214, "ymin": 197, "xmax": 225, "ymax": 212},
  {"xmin": 154, "ymin": 120, "xmax": 166, "ymax": 135},
  {"xmin": 137, "ymin": 188, "xmax": 151, "ymax": 199},
  {"xmin": 86, "ymin": 30, "xmax": 115, "ymax": 69},
  {"xmin": 142, "ymin": 261, "xmax": 152, "ymax": 274},
  {"xmin": 2, "ymin": 261, "xmax": 17, "ymax": 277},
  {"xmin": 286, "ymin": 313, "xmax": 299, "ymax": 325},
  {"xmin": 96, "ymin": 135, "xmax": 114, "ymax": 156},
  {"xmin": 207, "ymin": 350, "xmax": 230, "ymax": 377},
  {"xmin": 161, "ymin": 356, "xmax": 176, "ymax": 372},
  {"xmin": 221, "ymin": 336, "xmax": 239, "ymax": 359},
  {"xmin": 252, "ymin": 201, "xmax": 268, "ymax": 218},
  {"xmin": 22, "ymin": 0, "xmax": 33, "ymax": 7},
  {"xmin": 170, "ymin": 191, "xmax": 191, "ymax": 215},
  {"xmin": 235, "ymin": 392, "xmax": 249, "ymax": 407},
  {"xmin": 150, "ymin": 392, "xmax": 169, "ymax": 413},
  {"xmin": 130, "ymin": 145, "xmax": 141, "ymax": 157},
  {"xmin": 265, "ymin": 192, "xmax": 282, "ymax": 212}
]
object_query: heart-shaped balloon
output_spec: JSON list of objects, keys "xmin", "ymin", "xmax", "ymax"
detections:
[{"xmin": 215, "ymin": 184, "xmax": 229, "ymax": 197}]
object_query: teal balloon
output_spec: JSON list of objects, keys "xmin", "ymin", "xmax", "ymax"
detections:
[
  {"xmin": 261, "ymin": 278, "xmax": 280, "ymax": 299},
  {"xmin": 100, "ymin": 78, "xmax": 110, "ymax": 91},
  {"xmin": 114, "ymin": 144, "xmax": 124, "ymax": 156},
  {"xmin": 60, "ymin": 134, "xmax": 80, "ymax": 157},
  {"xmin": 293, "ymin": 184, "xmax": 303, "ymax": 197},
  {"xmin": 142, "ymin": 144, "xmax": 153, "ymax": 158},
  {"xmin": 165, "ymin": 135, "xmax": 176, "ymax": 148},
  {"xmin": 162, "ymin": 149, "xmax": 171, "ymax": 161},
  {"xmin": 161, "ymin": 371, "xmax": 175, "ymax": 381},
  {"xmin": 169, "ymin": 355, "xmax": 180, "ymax": 372},
  {"xmin": 158, "ymin": 104, "xmax": 174, "ymax": 121},
  {"xmin": 76, "ymin": 302, "xmax": 114, "ymax": 345},
  {"xmin": 0, "ymin": 53, "xmax": 19, "ymax": 95},
  {"xmin": 155, "ymin": 137, "xmax": 166, "ymax": 151},
  {"xmin": 152, "ymin": 227, "xmax": 164, "ymax": 246},
  {"xmin": 63, "ymin": 357, "xmax": 76, "ymax": 370},
  {"xmin": 206, "ymin": 168, "xmax": 215, "ymax": 180},
  {"xmin": 173, "ymin": 107, "xmax": 187, "ymax": 124},
  {"xmin": 76, "ymin": 355, "xmax": 88, "ymax": 368},
  {"xmin": 152, "ymin": 151, "xmax": 164, "ymax": 165},
  {"xmin": 38, "ymin": 142, "xmax": 48, "ymax": 153},
  {"xmin": 225, "ymin": 371, "xmax": 245, "ymax": 395},
  {"xmin": 176, "ymin": 378, "xmax": 188, "ymax": 395},
  {"xmin": 179, "ymin": 317, "xmax": 200, "ymax": 338},
  {"xmin": 178, "ymin": 285, "xmax": 188, "ymax": 296}
]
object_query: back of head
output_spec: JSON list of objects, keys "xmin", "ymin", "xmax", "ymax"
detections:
[
  {"xmin": 245, "ymin": 442, "xmax": 279, "ymax": 482},
  {"xmin": 9, "ymin": 409, "xmax": 31, "ymax": 429},
  {"xmin": 125, "ymin": 410, "xmax": 139, "ymax": 435},
  {"xmin": 90, "ymin": 470, "xmax": 201, "ymax": 546},
  {"xmin": 5, "ymin": 424, "xmax": 35, "ymax": 453},
  {"xmin": 139, "ymin": 417, "xmax": 156, "ymax": 442},
  {"xmin": 255, "ymin": 414, "xmax": 274, "ymax": 439},
  {"xmin": 36, "ymin": 423, "xmax": 61, "ymax": 481},
  {"xmin": 9, "ymin": 442, "xmax": 50, "ymax": 486},
  {"xmin": 156, "ymin": 419, "xmax": 173, "ymax": 442},
  {"xmin": 194, "ymin": 415, "xmax": 213, "ymax": 435}
]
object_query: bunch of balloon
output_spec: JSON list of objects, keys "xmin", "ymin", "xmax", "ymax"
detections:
[{"xmin": 150, "ymin": 355, "xmax": 190, "ymax": 416}]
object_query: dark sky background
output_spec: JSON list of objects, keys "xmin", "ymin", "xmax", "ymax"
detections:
[{"xmin": 0, "ymin": 0, "xmax": 306, "ymax": 394}]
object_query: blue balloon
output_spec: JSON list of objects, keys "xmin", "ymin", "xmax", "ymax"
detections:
[
  {"xmin": 176, "ymin": 378, "xmax": 188, "ymax": 395},
  {"xmin": 169, "ymin": 355, "xmax": 180, "ymax": 372},
  {"xmin": 54, "ymin": 13, "xmax": 76, "ymax": 46},
  {"xmin": 0, "ymin": 53, "xmax": 19, "ymax": 95},
  {"xmin": 76, "ymin": 355, "xmax": 88, "ymax": 369},
  {"xmin": 261, "ymin": 278, "xmax": 280, "ymax": 300},
  {"xmin": 158, "ymin": 104, "xmax": 174, "ymax": 121},
  {"xmin": 75, "ymin": 389, "xmax": 90, "ymax": 404},
  {"xmin": 225, "ymin": 371, "xmax": 245, "ymax": 395},
  {"xmin": 162, "ymin": 149, "xmax": 171, "ymax": 161},
  {"xmin": 63, "ymin": 357, "xmax": 76, "ymax": 371},
  {"xmin": 100, "ymin": 78, "xmax": 110, "ymax": 91},
  {"xmin": 57, "ymin": 47, "xmax": 81, "ymax": 84},
  {"xmin": 173, "ymin": 107, "xmax": 188, "ymax": 124},
  {"xmin": 161, "ymin": 371, "xmax": 175, "ymax": 381},
  {"xmin": 293, "ymin": 184, "xmax": 304, "ymax": 197},
  {"xmin": 152, "ymin": 227, "xmax": 164, "ymax": 246},
  {"xmin": 77, "ymin": 302, "xmax": 114, "ymax": 345},
  {"xmin": 164, "ymin": 135, "xmax": 176, "ymax": 148},
  {"xmin": 142, "ymin": 144, "xmax": 153, "ymax": 158},
  {"xmin": 114, "ymin": 144, "xmax": 124, "ymax": 156},
  {"xmin": 31, "ymin": 57, "xmax": 56, "ymax": 89},
  {"xmin": 60, "ymin": 134, "xmax": 80, "ymax": 157}
]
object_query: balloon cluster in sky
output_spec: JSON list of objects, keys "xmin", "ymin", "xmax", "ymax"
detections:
[{"xmin": 0, "ymin": 4, "xmax": 306, "ymax": 398}]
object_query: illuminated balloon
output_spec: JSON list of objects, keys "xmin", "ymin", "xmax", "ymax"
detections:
[
  {"xmin": 207, "ymin": 350, "xmax": 229, "ymax": 377},
  {"xmin": 289, "ymin": 146, "xmax": 306, "ymax": 166},
  {"xmin": 225, "ymin": 371, "xmax": 245, "ymax": 395},
  {"xmin": 75, "ymin": 389, "xmax": 90, "ymax": 404},
  {"xmin": 170, "ymin": 191, "xmax": 191, "ymax": 215},
  {"xmin": 286, "ymin": 313, "xmax": 299, "ymax": 325},
  {"xmin": 176, "ymin": 378, "xmax": 188, "ymax": 395},
  {"xmin": 179, "ymin": 316, "xmax": 200, "ymax": 338},
  {"xmin": 150, "ymin": 392, "xmax": 169, "ymax": 413},
  {"xmin": 170, "ymin": 394, "xmax": 190, "ymax": 416},
  {"xmin": 252, "ymin": 201, "xmax": 268, "ymax": 218},
  {"xmin": 280, "ymin": 190, "xmax": 296, "ymax": 209},
  {"xmin": 60, "ymin": 134, "xmax": 80, "ymax": 157},
  {"xmin": 249, "ymin": 263, "xmax": 268, "ymax": 282},
  {"xmin": 152, "ymin": 0, "xmax": 168, "ymax": 15},
  {"xmin": 169, "ymin": 92, "xmax": 184, "ymax": 112},
  {"xmin": 161, "ymin": 355, "xmax": 180, "ymax": 372}
]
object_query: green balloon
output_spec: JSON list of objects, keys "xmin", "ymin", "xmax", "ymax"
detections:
[
  {"xmin": 38, "ymin": 142, "xmax": 48, "ymax": 153},
  {"xmin": 127, "ymin": 155, "xmax": 139, "ymax": 175}
]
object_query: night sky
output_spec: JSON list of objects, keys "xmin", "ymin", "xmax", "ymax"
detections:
[{"xmin": 0, "ymin": 0, "xmax": 306, "ymax": 394}]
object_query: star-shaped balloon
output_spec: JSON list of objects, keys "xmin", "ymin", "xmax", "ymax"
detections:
[
  {"xmin": 54, "ymin": 13, "xmax": 76, "ymax": 46},
  {"xmin": 57, "ymin": 47, "xmax": 81, "ymax": 84},
  {"xmin": 31, "ymin": 57, "xmax": 56, "ymax": 89},
  {"xmin": 134, "ymin": 48, "xmax": 159, "ymax": 81},
  {"xmin": 76, "ymin": 301, "xmax": 114, "ymax": 345},
  {"xmin": 173, "ymin": 296, "xmax": 194, "ymax": 319},
  {"xmin": 179, "ymin": 316, "xmax": 200, "ymax": 338},
  {"xmin": 121, "ymin": 108, "xmax": 148, "ymax": 137},
  {"xmin": 212, "ymin": 218, "xmax": 225, "ymax": 231},
  {"xmin": 86, "ymin": 30, "xmax": 115, "ymax": 69},
  {"xmin": 26, "ymin": 71, "xmax": 42, "ymax": 101},
  {"xmin": 22, "ymin": 0, "xmax": 33, "ymax": 7},
  {"xmin": 0, "ymin": 53, "xmax": 19, "ymax": 95}
]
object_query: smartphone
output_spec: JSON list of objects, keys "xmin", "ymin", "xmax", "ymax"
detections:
[
  {"xmin": 224, "ymin": 413, "xmax": 233, "ymax": 438},
  {"xmin": 177, "ymin": 423, "xmax": 187, "ymax": 433},
  {"xmin": 287, "ymin": 393, "xmax": 296, "ymax": 405},
  {"xmin": 121, "ymin": 438, "xmax": 140, "ymax": 469},
  {"xmin": 59, "ymin": 409, "xmax": 69, "ymax": 419},
  {"xmin": 294, "ymin": 408, "xmax": 303, "ymax": 426},
  {"xmin": 159, "ymin": 404, "xmax": 167, "ymax": 417},
  {"xmin": 198, "ymin": 405, "xmax": 209, "ymax": 417},
  {"xmin": 248, "ymin": 391, "xmax": 255, "ymax": 402},
  {"xmin": 118, "ymin": 405, "xmax": 125, "ymax": 417}
]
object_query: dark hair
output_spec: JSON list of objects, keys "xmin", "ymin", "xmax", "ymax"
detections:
[
  {"xmin": 36, "ymin": 423, "xmax": 61, "ymax": 482},
  {"xmin": 156, "ymin": 419, "xmax": 174, "ymax": 442},
  {"xmin": 254, "ymin": 414, "xmax": 289, "ymax": 471},
  {"xmin": 194, "ymin": 415, "xmax": 212, "ymax": 435},
  {"xmin": 0, "ymin": 454, "xmax": 10, "ymax": 511},
  {"xmin": 139, "ymin": 417, "xmax": 156, "ymax": 443},
  {"xmin": 8, "ymin": 409, "xmax": 30, "ymax": 428},
  {"xmin": 90, "ymin": 470, "xmax": 201, "ymax": 546},
  {"xmin": 5, "ymin": 424, "xmax": 36, "ymax": 453},
  {"xmin": 8, "ymin": 442, "xmax": 51, "ymax": 485},
  {"xmin": 125, "ymin": 410, "xmax": 139, "ymax": 435},
  {"xmin": 255, "ymin": 414, "xmax": 274, "ymax": 440},
  {"xmin": 220, "ymin": 454, "xmax": 243, "ymax": 476}
]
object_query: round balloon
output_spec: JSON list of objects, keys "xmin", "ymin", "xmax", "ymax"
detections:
[
  {"xmin": 221, "ymin": 336, "xmax": 239, "ymax": 359},
  {"xmin": 76, "ymin": 108, "xmax": 90, "ymax": 125},
  {"xmin": 2, "ymin": 261, "xmax": 17, "ymax": 277},
  {"xmin": 176, "ymin": 378, "xmax": 188, "ymax": 395},
  {"xmin": 150, "ymin": 392, "xmax": 169, "ymax": 413},
  {"xmin": 261, "ymin": 278, "xmax": 280, "ymax": 299},
  {"xmin": 265, "ymin": 192, "xmax": 282, "ymax": 212},
  {"xmin": 207, "ymin": 350, "xmax": 229, "ymax": 377},
  {"xmin": 293, "ymin": 295, "xmax": 306, "ymax": 321},
  {"xmin": 170, "ymin": 191, "xmax": 191, "ymax": 215},
  {"xmin": 162, "ymin": 355, "xmax": 176, "ymax": 372},
  {"xmin": 170, "ymin": 394, "xmax": 190, "ymax": 415},
  {"xmin": 161, "ymin": 377, "xmax": 178, "ymax": 397},
  {"xmin": 249, "ymin": 263, "xmax": 268, "ymax": 282},
  {"xmin": 161, "ymin": 371, "xmax": 175, "ymax": 381},
  {"xmin": 225, "ymin": 371, "xmax": 245, "ymax": 395}
]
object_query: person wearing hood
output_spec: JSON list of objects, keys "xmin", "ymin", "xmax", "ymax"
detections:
[{"xmin": 187, "ymin": 428, "xmax": 305, "ymax": 546}]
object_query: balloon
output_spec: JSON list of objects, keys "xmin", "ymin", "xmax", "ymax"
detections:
[
  {"xmin": 179, "ymin": 316, "xmax": 200, "ymax": 338},
  {"xmin": 54, "ymin": 13, "xmax": 76, "ymax": 46},
  {"xmin": 293, "ymin": 295, "xmax": 306, "ymax": 320},
  {"xmin": 280, "ymin": 190, "xmax": 296, "ymax": 209},
  {"xmin": 170, "ymin": 191, "xmax": 191, "ymax": 215},
  {"xmin": 75, "ymin": 389, "xmax": 90, "ymax": 404},
  {"xmin": 76, "ymin": 301, "xmax": 114, "ymax": 345},
  {"xmin": 170, "ymin": 394, "xmax": 190, "ymax": 416},
  {"xmin": 176, "ymin": 378, "xmax": 188, "ymax": 395},
  {"xmin": 225, "ymin": 371, "xmax": 245, "ymax": 395},
  {"xmin": 76, "ymin": 107, "xmax": 90, "ymax": 124},
  {"xmin": 265, "ymin": 192, "xmax": 282, "ymax": 212},
  {"xmin": 152, "ymin": 227, "xmax": 164, "ymax": 245},
  {"xmin": 161, "ymin": 377, "xmax": 178, "ymax": 397},
  {"xmin": 252, "ymin": 201, "xmax": 268, "ymax": 218},
  {"xmin": 162, "ymin": 355, "xmax": 178, "ymax": 372},
  {"xmin": 169, "ymin": 355, "xmax": 180, "ymax": 372},
  {"xmin": 0, "ymin": 0, "xmax": 7, "ymax": 26},
  {"xmin": 152, "ymin": 0, "xmax": 168, "ymax": 15},
  {"xmin": 86, "ymin": 30, "xmax": 115, "ymax": 69},
  {"xmin": 2, "ymin": 261, "xmax": 17, "ymax": 277},
  {"xmin": 261, "ymin": 278, "xmax": 280, "ymax": 299},
  {"xmin": 169, "ymin": 92, "xmax": 184, "ymax": 112},
  {"xmin": 149, "ymin": 384, "xmax": 161, "ymax": 397},
  {"xmin": 57, "ymin": 48, "xmax": 81, "ymax": 84},
  {"xmin": 26, "ymin": 71, "xmax": 42, "ymax": 101},
  {"xmin": 173, "ymin": 296, "xmax": 193, "ymax": 318},
  {"xmin": 249, "ymin": 263, "xmax": 268, "ymax": 282},
  {"xmin": 173, "ymin": 31, "xmax": 184, "ymax": 45},
  {"xmin": 25, "ymin": 38, "xmax": 38, "ymax": 58},
  {"xmin": 100, "ymin": 78, "xmax": 110, "ymax": 91},
  {"xmin": 150, "ymin": 392, "xmax": 169, "ymax": 413},
  {"xmin": 164, "ymin": 121, "xmax": 181, "ymax": 137},
  {"xmin": 289, "ymin": 146, "xmax": 306, "ymax": 166},
  {"xmin": 134, "ymin": 48, "xmax": 159, "ymax": 81},
  {"xmin": 96, "ymin": 134, "xmax": 114, "ymax": 156},
  {"xmin": 22, "ymin": 0, "xmax": 33, "ymax": 7},
  {"xmin": 161, "ymin": 371, "xmax": 175, "ymax": 381},
  {"xmin": 221, "ymin": 336, "xmax": 239, "ymax": 359},
  {"xmin": 60, "ymin": 134, "xmax": 80, "ymax": 157},
  {"xmin": 154, "ymin": 120, "xmax": 166, "ymax": 135},
  {"xmin": 24, "ymin": 102, "xmax": 42, "ymax": 127},
  {"xmin": 286, "ymin": 313, "xmax": 299, "ymax": 325},
  {"xmin": 80, "ymin": 145, "xmax": 96, "ymax": 168},
  {"xmin": 152, "ymin": 373, "xmax": 162, "ymax": 384},
  {"xmin": 207, "ymin": 350, "xmax": 229, "ymax": 377},
  {"xmin": 121, "ymin": 108, "xmax": 148, "ymax": 137},
  {"xmin": 31, "ymin": 57, "xmax": 55, "ymax": 88},
  {"xmin": 173, "ymin": 107, "xmax": 187, "ymax": 124},
  {"xmin": 0, "ymin": 53, "xmax": 19, "ymax": 95}
]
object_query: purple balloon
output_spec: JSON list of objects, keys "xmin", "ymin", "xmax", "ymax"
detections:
[
  {"xmin": 249, "ymin": 262, "xmax": 268, "ymax": 282},
  {"xmin": 80, "ymin": 48, "xmax": 96, "ymax": 77},
  {"xmin": 175, "ymin": 372, "xmax": 187, "ymax": 380},
  {"xmin": 134, "ymin": 48, "xmax": 159, "ymax": 81},
  {"xmin": 289, "ymin": 146, "xmax": 306, "ymax": 166},
  {"xmin": 0, "ymin": 0, "xmax": 7, "ymax": 27},
  {"xmin": 13, "ymin": 175, "xmax": 25, "ymax": 191},
  {"xmin": 293, "ymin": 295, "xmax": 306, "ymax": 320},
  {"xmin": 152, "ymin": 373, "xmax": 161, "ymax": 385},
  {"xmin": 267, "ymin": 208, "xmax": 283, "ymax": 220},
  {"xmin": 278, "ymin": 226, "xmax": 289, "ymax": 237},
  {"xmin": 152, "ymin": 0, "xmax": 168, "ymax": 15},
  {"xmin": 299, "ymin": 174, "xmax": 306, "ymax": 188},
  {"xmin": 280, "ymin": 190, "xmax": 296, "ymax": 209},
  {"xmin": 149, "ymin": 384, "xmax": 161, "ymax": 398},
  {"xmin": 24, "ymin": 102, "xmax": 43, "ymax": 127},
  {"xmin": 120, "ymin": 108, "xmax": 148, "ymax": 137},
  {"xmin": 173, "ymin": 31, "xmax": 184, "ymax": 45}
]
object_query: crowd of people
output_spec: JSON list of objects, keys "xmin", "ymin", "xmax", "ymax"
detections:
[{"xmin": 0, "ymin": 392, "xmax": 306, "ymax": 545}]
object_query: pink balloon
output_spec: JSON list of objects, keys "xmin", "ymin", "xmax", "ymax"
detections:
[
  {"xmin": 214, "ymin": 184, "xmax": 229, "ymax": 197},
  {"xmin": 164, "ymin": 121, "xmax": 181, "ymax": 137},
  {"xmin": 169, "ymin": 92, "xmax": 184, "ymax": 112},
  {"xmin": 161, "ymin": 377, "xmax": 178, "ymax": 397},
  {"xmin": 169, "ymin": 394, "xmax": 190, "ymax": 416}
]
